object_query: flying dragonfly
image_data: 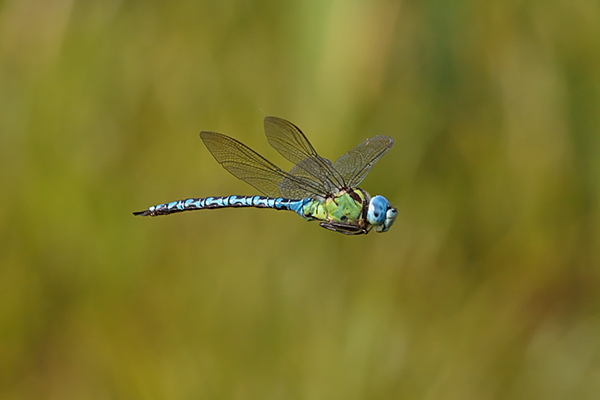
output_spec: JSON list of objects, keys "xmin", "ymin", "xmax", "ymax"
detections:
[{"xmin": 133, "ymin": 117, "xmax": 397, "ymax": 235}]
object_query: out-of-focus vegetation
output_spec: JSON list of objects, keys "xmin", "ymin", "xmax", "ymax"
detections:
[{"xmin": 1, "ymin": 0, "xmax": 599, "ymax": 399}]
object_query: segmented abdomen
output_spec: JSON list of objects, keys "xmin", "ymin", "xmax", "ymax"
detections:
[{"xmin": 133, "ymin": 195, "xmax": 308, "ymax": 217}]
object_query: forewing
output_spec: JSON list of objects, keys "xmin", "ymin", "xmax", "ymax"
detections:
[
  {"xmin": 264, "ymin": 116, "xmax": 319, "ymax": 164},
  {"xmin": 264, "ymin": 116, "xmax": 345, "ymax": 191},
  {"xmin": 333, "ymin": 135, "xmax": 394, "ymax": 188},
  {"xmin": 200, "ymin": 131, "xmax": 323, "ymax": 199}
]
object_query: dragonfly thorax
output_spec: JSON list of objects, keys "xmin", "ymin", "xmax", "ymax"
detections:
[
  {"xmin": 367, "ymin": 195, "xmax": 397, "ymax": 232},
  {"xmin": 302, "ymin": 188, "xmax": 365, "ymax": 224}
]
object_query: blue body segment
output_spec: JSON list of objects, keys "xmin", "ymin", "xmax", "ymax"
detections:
[{"xmin": 133, "ymin": 195, "xmax": 310, "ymax": 217}]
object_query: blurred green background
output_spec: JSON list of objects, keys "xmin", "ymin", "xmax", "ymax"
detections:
[{"xmin": 1, "ymin": 0, "xmax": 599, "ymax": 399}]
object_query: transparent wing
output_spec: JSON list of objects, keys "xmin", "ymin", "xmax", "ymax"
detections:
[
  {"xmin": 264, "ymin": 116, "xmax": 345, "ymax": 193},
  {"xmin": 200, "ymin": 131, "xmax": 328, "ymax": 199},
  {"xmin": 333, "ymin": 135, "xmax": 394, "ymax": 188}
]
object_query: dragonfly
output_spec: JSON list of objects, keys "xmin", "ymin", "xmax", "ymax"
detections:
[{"xmin": 133, "ymin": 116, "xmax": 397, "ymax": 235}]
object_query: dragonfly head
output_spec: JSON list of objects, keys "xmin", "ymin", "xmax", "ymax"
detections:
[{"xmin": 367, "ymin": 195, "xmax": 397, "ymax": 233}]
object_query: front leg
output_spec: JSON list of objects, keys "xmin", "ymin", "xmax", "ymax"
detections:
[{"xmin": 319, "ymin": 222, "xmax": 369, "ymax": 235}]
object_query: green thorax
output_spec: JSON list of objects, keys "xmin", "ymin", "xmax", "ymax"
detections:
[{"xmin": 300, "ymin": 188, "xmax": 369, "ymax": 224}]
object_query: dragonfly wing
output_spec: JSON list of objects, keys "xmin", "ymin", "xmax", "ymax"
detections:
[
  {"xmin": 264, "ymin": 116, "xmax": 318, "ymax": 164},
  {"xmin": 200, "ymin": 131, "xmax": 324, "ymax": 199},
  {"xmin": 264, "ymin": 116, "xmax": 345, "ymax": 191},
  {"xmin": 333, "ymin": 135, "xmax": 394, "ymax": 188}
]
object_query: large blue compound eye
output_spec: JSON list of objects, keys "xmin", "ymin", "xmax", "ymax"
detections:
[
  {"xmin": 367, "ymin": 195, "xmax": 387, "ymax": 225},
  {"xmin": 368, "ymin": 195, "xmax": 397, "ymax": 232}
]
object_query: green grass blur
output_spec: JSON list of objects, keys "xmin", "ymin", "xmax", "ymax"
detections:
[{"xmin": 1, "ymin": 1, "xmax": 599, "ymax": 399}]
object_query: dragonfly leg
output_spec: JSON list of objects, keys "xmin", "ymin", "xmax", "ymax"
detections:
[{"xmin": 319, "ymin": 222, "xmax": 369, "ymax": 235}]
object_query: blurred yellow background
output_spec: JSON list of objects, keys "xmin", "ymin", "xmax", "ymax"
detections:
[{"xmin": 1, "ymin": 0, "xmax": 599, "ymax": 399}]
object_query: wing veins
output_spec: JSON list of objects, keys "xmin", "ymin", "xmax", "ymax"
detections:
[{"xmin": 200, "ymin": 130, "xmax": 324, "ymax": 198}]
